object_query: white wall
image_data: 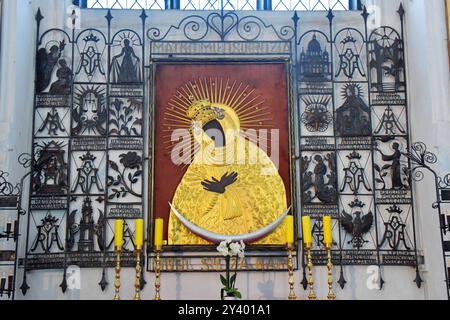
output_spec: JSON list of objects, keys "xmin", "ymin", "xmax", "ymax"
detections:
[{"xmin": 0, "ymin": 0, "xmax": 449, "ymax": 300}]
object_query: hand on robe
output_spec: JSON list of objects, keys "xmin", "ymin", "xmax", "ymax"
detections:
[{"xmin": 201, "ymin": 172, "xmax": 238, "ymax": 194}]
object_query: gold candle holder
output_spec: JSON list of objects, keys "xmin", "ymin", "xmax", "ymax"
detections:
[
  {"xmin": 326, "ymin": 245, "xmax": 336, "ymax": 300},
  {"xmin": 134, "ymin": 248, "xmax": 142, "ymax": 300},
  {"xmin": 305, "ymin": 243, "xmax": 316, "ymax": 300},
  {"xmin": 113, "ymin": 247, "xmax": 121, "ymax": 301},
  {"xmin": 287, "ymin": 244, "xmax": 296, "ymax": 300},
  {"xmin": 154, "ymin": 248, "xmax": 162, "ymax": 300}
]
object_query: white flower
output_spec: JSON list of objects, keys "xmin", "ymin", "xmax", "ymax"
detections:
[
  {"xmin": 229, "ymin": 242, "xmax": 241, "ymax": 256},
  {"xmin": 227, "ymin": 241, "xmax": 246, "ymax": 258},
  {"xmin": 238, "ymin": 241, "xmax": 246, "ymax": 258},
  {"xmin": 217, "ymin": 240, "xmax": 230, "ymax": 257}
]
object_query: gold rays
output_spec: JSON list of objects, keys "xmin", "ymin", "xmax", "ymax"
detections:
[{"xmin": 162, "ymin": 78, "xmax": 273, "ymax": 165}]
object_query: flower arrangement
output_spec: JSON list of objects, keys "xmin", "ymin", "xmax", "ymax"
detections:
[{"xmin": 217, "ymin": 240, "xmax": 246, "ymax": 300}]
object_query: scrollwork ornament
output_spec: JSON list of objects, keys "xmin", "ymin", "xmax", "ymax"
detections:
[
  {"xmin": 0, "ymin": 171, "xmax": 20, "ymax": 196},
  {"xmin": 147, "ymin": 15, "xmax": 209, "ymax": 41},
  {"xmin": 405, "ymin": 142, "xmax": 438, "ymax": 167},
  {"xmin": 439, "ymin": 173, "xmax": 450, "ymax": 188},
  {"xmin": 237, "ymin": 16, "xmax": 263, "ymax": 41}
]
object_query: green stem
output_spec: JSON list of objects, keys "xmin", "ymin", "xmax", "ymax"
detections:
[
  {"xmin": 226, "ymin": 256, "xmax": 230, "ymax": 289},
  {"xmin": 233, "ymin": 255, "xmax": 239, "ymax": 289}
]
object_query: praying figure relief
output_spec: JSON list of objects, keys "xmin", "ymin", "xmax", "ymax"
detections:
[
  {"xmin": 49, "ymin": 59, "xmax": 72, "ymax": 95},
  {"xmin": 36, "ymin": 41, "xmax": 66, "ymax": 93},
  {"xmin": 301, "ymin": 153, "xmax": 337, "ymax": 204},
  {"xmin": 111, "ymin": 38, "xmax": 141, "ymax": 83}
]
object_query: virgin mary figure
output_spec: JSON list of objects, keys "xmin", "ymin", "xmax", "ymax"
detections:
[
  {"xmin": 168, "ymin": 98, "xmax": 288, "ymax": 245},
  {"xmin": 111, "ymin": 39, "xmax": 141, "ymax": 83}
]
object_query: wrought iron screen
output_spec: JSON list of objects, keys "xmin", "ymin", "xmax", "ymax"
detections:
[
  {"xmin": 0, "ymin": 172, "xmax": 24, "ymax": 300},
  {"xmin": 21, "ymin": 9, "xmax": 148, "ymax": 294},
  {"xmin": 21, "ymin": 3, "xmax": 423, "ymax": 295},
  {"xmin": 297, "ymin": 5, "xmax": 422, "ymax": 289}
]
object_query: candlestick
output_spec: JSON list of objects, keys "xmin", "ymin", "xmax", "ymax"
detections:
[
  {"xmin": 326, "ymin": 244, "xmax": 336, "ymax": 300},
  {"xmin": 7, "ymin": 270, "xmax": 14, "ymax": 298},
  {"xmin": 305, "ymin": 243, "xmax": 316, "ymax": 300},
  {"xmin": 286, "ymin": 215, "xmax": 295, "ymax": 245},
  {"xmin": 6, "ymin": 218, "xmax": 12, "ymax": 234},
  {"xmin": 114, "ymin": 220, "xmax": 124, "ymax": 249},
  {"xmin": 154, "ymin": 218, "xmax": 164, "ymax": 250},
  {"xmin": 287, "ymin": 244, "xmax": 296, "ymax": 300},
  {"xmin": 113, "ymin": 247, "xmax": 121, "ymax": 301},
  {"xmin": 154, "ymin": 249, "xmax": 162, "ymax": 300},
  {"xmin": 135, "ymin": 219, "xmax": 144, "ymax": 250},
  {"xmin": 323, "ymin": 216, "xmax": 332, "ymax": 247},
  {"xmin": 134, "ymin": 249, "xmax": 142, "ymax": 300},
  {"xmin": 0, "ymin": 272, "xmax": 6, "ymax": 296},
  {"xmin": 302, "ymin": 216, "xmax": 312, "ymax": 246}
]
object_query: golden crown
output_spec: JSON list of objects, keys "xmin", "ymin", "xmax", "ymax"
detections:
[{"xmin": 186, "ymin": 98, "xmax": 217, "ymax": 124}]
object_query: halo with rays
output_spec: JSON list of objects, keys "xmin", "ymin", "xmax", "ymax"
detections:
[
  {"xmin": 162, "ymin": 78, "xmax": 273, "ymax": 166},
  {"xmin": 112, "ymin": 31, "xmax": 141, "ymax": 48}
]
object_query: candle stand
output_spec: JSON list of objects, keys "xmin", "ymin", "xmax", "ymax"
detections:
[
  {"xmin": 154, "ymin": 248, "xmax": 162, "ymax": 300},
  {"xmin": 287, "ymin": 244, "xmax": 296, "ymax": 300},
  {"xmin": 326, "ymin": 245, "xmax": 336, "ymax": 300},
  {"xmin": 134, "ymin": 249, "xmax": 142, "ymax": 300},
  {"xmin": 305, "ymin": 243, "xmax": 316, "ymax": 300},
  {"xmin": 113, "ymin": 247, "xmax": 121, "ymax": 301}
]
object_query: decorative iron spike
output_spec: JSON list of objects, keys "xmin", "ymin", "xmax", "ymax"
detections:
[
  {"xmin": 361, "ymin": 6, "xmax": 369, "ymax": 22},
  {"xmin": 99, "ymin": 269, "xmax": 108, "ymax": 291},
  {"xmin": 20, "ymin": 276, "xmax": 30, "ymax": 296},
  {"xmin": 60, "ymin": 270, "xmax": 68, "ymax": 293},
  {"xmin": 326, "ymin": 9, "xmax": 334, "ymax": 23},
  {"xmin": 337, "ymin": 267, "xmax": 347, "ymax": 289},
  {"xmin": 140, "ymin": 9, "xmax": 148, "ymax": 22},
  {"xmin": 140, "ymin": 260, "xmax": 147, "ymax": 290},
  {"xmin": 379, "ymin": 275, "xmax": 385, "ymax": 290},
  {"xmin": 291, "ymin": 11, "xmax": 299, "ymax": 26},
  {"xmin": 71, "ymin": 9, "xmax": 77, "ymax": 26},
  {"xmin": 35, "ymin": 8, "xmax": 44, "ymax": 23},
  {"xmin": 414, "ymin": 269, "xmax": 423, "ymax": 289},
  {"xmin": 105, "ymin": 10, "xmax": 113, "ymax": 23},
  {"xmin": 301, "ymin": 267, "xmax": 308, "ymax": 290},
  {"xmin": 397, "ymin": 3, "xmax": 405, "ymax": 18}
]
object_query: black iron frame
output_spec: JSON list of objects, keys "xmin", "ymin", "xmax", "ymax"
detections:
[
  {"xmin": 144, "ymin": 8, "xmax": 299, "ymax": 271},
  {"xmin": 296, "ymin": 4, "xmax": 422, "ymax": 290},
  {"xmin": 16, "ymin": 1, "xmax": 434, "ymax": 296},
  {"xmin": 21, "ymin": 8, "xmax": 148, "ymax": 294},
  {"xmin": 0, "ymin": 169, "xmax": 26, "ymax": 300},
  {"xmin": 403, "ymin": 142, "xmax": 450, "ymax": 300}
]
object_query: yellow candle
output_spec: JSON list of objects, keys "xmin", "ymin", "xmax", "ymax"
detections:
[
  {"xmin": 302, "ymin": 216, "xmax": 312, "ymax": 246},
  {"xmin": 135, "ymin": 219, "xmax": 144, "ymax": 250},
  {"xmin": 154, "ymin": 218, "xmax": 164, "ymax": 249},
  {"xmin": 285, "ymin": 215, "xmax": 295, "ymax": 245},
  {"xmin": 323, "ymin": 216, "xmax": 332, "ymax": 247},
  {"xmin": 114, "ymin": 219, "xmax": 124, "ymax": 250}
]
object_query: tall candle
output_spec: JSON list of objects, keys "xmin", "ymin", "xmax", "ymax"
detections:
[
  {"xmin": 285, "ymin": 215, "xmax": 295, "ymax": 245},
  {"xmin": 114, "ymin": 220, "xmax": 124, "ymax": 250},
  {"xmin": 135, "ymin": 219, "xmax": 144, "ymax": 250},
  {"xmin": 154, "ymin": 218, "xmax": 164, "ymax": 249},
  {"xmin": 302, "ymin": 216, "xmax": 312, "ymax": 246},
  {"xmin": 6, "ymin": 218, "xmax": 12, "ymax": 234},
  {"xmin": 7, "ymin": 270, "xmax": 14, "ymax": 294},
  {"xmin": 0, "ymin": 273, "xmax": 6, "ymax": 293},
  {"xmin": 323, "ymin": 216, "xmax": 332, "ymax": 247}
]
